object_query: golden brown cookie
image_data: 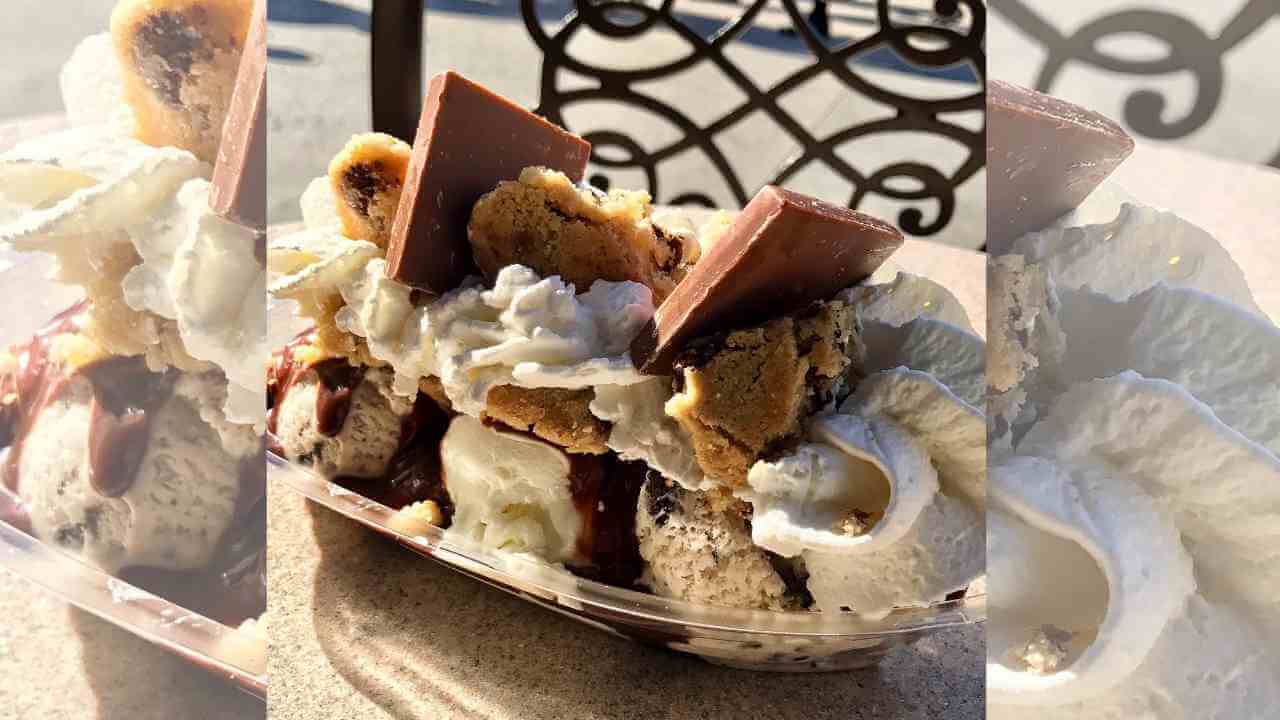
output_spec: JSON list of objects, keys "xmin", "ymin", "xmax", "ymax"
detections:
[
  {"xmin": 111, "ymin": 0, "xmax": 253, "ymax": 163},
  {"xmin": 468, "ymin": 167, "xmax": 697, "ymax": 303},
  {"xmin": 418, "ymin": 376, "xmax": 453, "ymax": 414},
  {"xmin": 482, "ymin": 386, "xmax": 610, "ymax": 455},
  {"xmin": 665, "ymin": 300, "xmax": 861, "ymax": 487},
  {"xmin": 328, "ymin": 133, "xmax": 412, "ymax": 249}
]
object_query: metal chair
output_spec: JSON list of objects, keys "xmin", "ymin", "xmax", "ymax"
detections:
[{"xmin": 370, "ymin": 0, "xmax": 985, "ymax": 239}]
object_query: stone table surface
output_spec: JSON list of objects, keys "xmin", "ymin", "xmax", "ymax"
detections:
[
  {"xmin": 0, "ymin": 569, "xmax": 264, "ymax": 720},
  {"xmin": 265, "ymin": 238, "xmax": 988, "ymax": 720}
]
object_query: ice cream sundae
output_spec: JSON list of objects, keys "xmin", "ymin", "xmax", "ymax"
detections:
[{"xmin": 268, "ymin": 71, "xmax": 986, "ymax": 618}]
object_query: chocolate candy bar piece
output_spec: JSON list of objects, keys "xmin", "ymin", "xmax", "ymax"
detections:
[
  {"xmin": 386, "ymin": 72, "xmax": 592, "ymax": 292},
  {"xmin": 630, "ymin": 186, "xmax": 902, "ymax": 375},
  {"xmin": 987, "ymin": 79, "xmax": 1134, "ymax": 252},
  {"xmin": 210, "ymin": 0, "xmax": 265, "ymax": 230}
]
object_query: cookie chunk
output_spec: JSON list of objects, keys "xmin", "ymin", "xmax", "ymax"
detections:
[
  {"xmin": 468, "ymin": 167, "xmax": 697, "ymax": 303},
  {"xmin": 111, "ymin": 0, "xmax": 253, "ymax": 163},
  {"xmin": 328, "ymin": 133, "xmax": 412, "ymax": 249},
  {"xmin": 483, "ymin": 386, "xmax": 610, "ymax": 455},
  {"xmin": 665, "ymin": 300, "xmax": 861, "ymax": 487},
  {"xmin": 51, "ymin": 241, "xmax": 208, "ymax": 375}
]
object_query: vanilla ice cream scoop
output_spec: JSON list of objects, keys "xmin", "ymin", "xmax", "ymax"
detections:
[{"xmin": 441, "ymin": 415, "xmax": 590, "ymax": 563}]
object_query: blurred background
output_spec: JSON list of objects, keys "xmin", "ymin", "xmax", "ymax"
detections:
[
  {"xmin": 0, "ymin": 3, "xmax": 116, "ymax": 119},
  {"xmin": 267, "ymin": 0, "xmax": 986, "ymax": 248},
  {"xmin": 990, "ymin": 0, "xmax": 1280, "ymax": 169}
]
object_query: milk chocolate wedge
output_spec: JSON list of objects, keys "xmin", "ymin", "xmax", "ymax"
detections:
[
  {"xmin": 630, "ymin": 185, "xmax": 902, "ymax": 375},
  {"xmin": 111, "ymin": 0, "xmax": 254, "ymax": 164},
  {"xmin": 987, "ymin": 80, "xmax": 1135, "ymax": 253},
  {"xmin": 328, "ymin": 133, "xmax": 412, "ymax": 249},
  {"xmin": 386, "ymin": 71, "xmax": 591, "ymax": 293},
  {"xmin": 209, "ymin": 0, "xmax": 265, "ymax": 230}
]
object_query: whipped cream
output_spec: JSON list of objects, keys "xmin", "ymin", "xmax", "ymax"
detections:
[
  {"xmin": 0, "ymin": 127, "xmax": 265, "ymax": 428},
  {"xmin": 589, "ymin": 378, "xmax": 706, "ymax": 490},
  {"xmin": 730, "ymin": 275, "xmax": 987, "ymax": 617},
  {"xmin": 270, "ymin": 190, "xmax": 655, "ymax": 415},
  {"xmin": 988, "ymin": 189, "xmax": 1280, "ymax": 717}
]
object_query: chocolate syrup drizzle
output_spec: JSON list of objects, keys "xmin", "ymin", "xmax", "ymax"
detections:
[
  {"xmin": 267, "ymin": 331, "xmax": 454, "ymax": 514},
  {"xmin": 267, "ymin": 330, "xmax": 367, "ymax": 443},
  {"xmin": 0, "ymin": 301, "xmax": 266, "ymax": 626},
  {"xmin": 0, "ymin": 301, "xmax": 170, "ymax": 498},
  {"xmin": 268, "ymin": 329, "xmax": 646, "ymax": 586},
  {"xmin": 566, "ymin": 456, "xmax": 647, "ymax": 587}
]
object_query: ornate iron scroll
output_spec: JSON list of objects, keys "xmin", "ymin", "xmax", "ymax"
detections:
[
  {"xmin": 519, "ymin": 1, "xmax": 986, "ymax": 237},
  {"xmin": 994, "ymin": 0, "xmax": 1280, "ymax": 169}
]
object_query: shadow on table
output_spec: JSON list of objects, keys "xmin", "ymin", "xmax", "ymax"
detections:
[
  {"xmin": 69, "ymin": 610, "xmax": 264, "ymax": 720},
  {"xmin": 307, "ymin": 502, "xmax": 984, "ymax": 720}
]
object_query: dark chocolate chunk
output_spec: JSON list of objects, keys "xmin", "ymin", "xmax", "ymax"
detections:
[
  {"xmin": 134, "ymin": 9, "xmax": 212, "ymax": 106},
  {"xmin": 209, "ymin": 0, "xmax": 266, "ymax": 230},
  {"xmin": 987, "ymin": 79, "xmax": 1134, "ymax": 253},
  {"xmin": 386, "ymin": 71, "xmax": 591, "ymax": 292},
  {"xmin": 342, "ymin": 163, "xmax": 385, "ymax": 217},
  {"xmin": 630, "ymin": 185, "xmax": 902, "ymax": 375}
]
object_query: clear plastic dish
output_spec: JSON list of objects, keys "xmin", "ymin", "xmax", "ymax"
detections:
[
  {"xmin": 263, "ymin": 217, "xmax": 985, "ymax": 672},
  {"xmin": 0, "ymin": 246, "xmax": 267, "ymax": 698},
  {"xmin": 269, "ymin": 450, "xmax": 985, "ymax": 672}
]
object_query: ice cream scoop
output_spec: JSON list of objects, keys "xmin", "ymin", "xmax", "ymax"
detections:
[
  {"xmin": 440, "ymin": 414, "xmax": 595, "ymax": 564},
  {"xmin": 1, "ymin": 313, "xmax": 259, "ymax": 573},
  {"xmin": 635, "ymin": 476, "xmax": 796, "ymax": 610}
]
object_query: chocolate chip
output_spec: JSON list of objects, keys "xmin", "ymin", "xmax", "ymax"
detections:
[
  {"xmin": 135, "ymin": 10, "xmax": 214, "ymax": 106},
  {"xmin": 645, "ymin": 472, "xmax": 678, "ymax": 527},
  {"xmin": 342, "ymin": 163, "xmax": 387, "ymax": 217},
  {"xmin": 54, "ymin": 523, "xmax": 86, "ymax": 549},
  {"xmin": 766, "ymin": 553, "xmax": 815, "ymax": 609}
]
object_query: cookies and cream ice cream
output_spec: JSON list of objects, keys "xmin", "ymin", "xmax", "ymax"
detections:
[
  {"xmin": 987, "ymin": 83, "xmax": 1280, "ymax": 717},
  {"xmin": 268, "ymin": 72, "xmax": 985, "ymax": 617},
  {"xmin": 0, "ymin": 0, "xmax": 265, "ymax": 626}
]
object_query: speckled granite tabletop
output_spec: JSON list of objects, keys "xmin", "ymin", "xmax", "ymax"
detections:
[{"xmin": 0, "ymin": 570, "xmax": 263, "ymax": 720}]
